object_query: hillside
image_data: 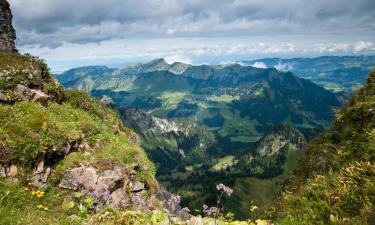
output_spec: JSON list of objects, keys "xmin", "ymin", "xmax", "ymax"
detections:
[
  {"xmin": 0, "ymin": 52, "xmax": 160, "ymax": 224},
  {"xmin": 273, "ymin": 69, "xmax": 375, "ymax": 224}
]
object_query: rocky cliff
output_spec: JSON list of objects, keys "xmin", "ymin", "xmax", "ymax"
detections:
[{"xmin": 0, "ymin": 0, "xmax": 16, "ymax": 52}]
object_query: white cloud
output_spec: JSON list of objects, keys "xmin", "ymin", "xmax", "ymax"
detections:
[
  {"xmin": 275, "ymin": 63, "xmax": 294, "ymax": 71},
  {"xmin": 164, "ymin": 54, "xmax": 192, "ymax": 64},
  {"xmin": 251, "ymin": 61, "xmax": 267, "ymax": 68}
]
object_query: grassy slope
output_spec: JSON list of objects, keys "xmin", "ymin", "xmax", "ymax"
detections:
[
  {"xmin": 0, "ymin": 53, "xmax": 157, "ymax": 224},
  {"xmin": 273, "ymin": 69, "xmax": 375, "ymax": 224}
]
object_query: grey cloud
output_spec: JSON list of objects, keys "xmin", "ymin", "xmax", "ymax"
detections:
[{"xmin": 8, "ymin": 0, "xmax": 375, "ymax": 48}]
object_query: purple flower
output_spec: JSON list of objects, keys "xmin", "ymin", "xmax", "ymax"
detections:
[
  {"xmin": 167, "ymin": 194, "xmax": 181, "ymax": 215},
  {"xmin": 202, "ymin": 205, "xmax": 220, "ymax": 216}
]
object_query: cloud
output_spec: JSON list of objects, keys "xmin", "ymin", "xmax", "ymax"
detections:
[
  {"xmin": 164, "ymin": 54, "xmax": 192, "ymax": 64},
  {"xmin": 274, "ymin": 63, "xmax": 294, "ymax": 72},
  {"xmin": 8, "ymin": 0, "xmax": 375, "ymax": 48},
  {"xmin": 251, "ymin": 61, "xmax": 267, "ymax": 69}
]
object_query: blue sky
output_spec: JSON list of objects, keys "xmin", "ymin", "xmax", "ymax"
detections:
[{"xmin": 8, "ymin": 0, "xmax": 375, "ymax": 73}]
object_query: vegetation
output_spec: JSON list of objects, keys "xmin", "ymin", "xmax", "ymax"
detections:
[
  {"xmin": 273, "ymin": 69, "xmax": 375, "ymax": 224},
  {"xmin": 0, "ymin": 52, "xmax": 157, "ymax": 224}
]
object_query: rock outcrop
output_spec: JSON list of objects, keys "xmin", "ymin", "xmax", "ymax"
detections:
[
  {"xmin": 59, "ymin": 163, "xmax": 156, "ymax": 211},
  {"xmin": 0, "ymin": 0, "xmax": 17, "ymax": 52}
]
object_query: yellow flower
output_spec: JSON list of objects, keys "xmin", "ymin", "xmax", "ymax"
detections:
[
  {"xmin": 42, "ymin": 121, "xmax": 48, "ymax": 131},
  {"xmin": 36, "ymin": 192, "xmax": 45, "ymax": 198},
  {"xmin": 24, "ymin": 187, "xmax": 29, "ymax": 191},
  {"xmin": 44, "ymin": 207, "xmax": 49, "ymax": 211},
  {"xmin": 28, "ymin": 182, "xmax": 32, "ymax": 186},
  {"xmin": 37, "ymin": 204, "xmax": 43, "ymax": 209},
  {"xmin": 31, "ymin": 191, "xmax": 36, "ymax": 196}
]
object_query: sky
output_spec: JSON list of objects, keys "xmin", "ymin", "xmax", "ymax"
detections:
[{"xmin": 8, "ymin": 0, "xmax": 375, "ymax": 73}]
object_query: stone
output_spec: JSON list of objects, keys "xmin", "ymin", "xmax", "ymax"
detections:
[
  {"xmin": 106, "ymin": 188, "xmax": 129, "ymax": 208},
  {"xmin": 35, "ymin": 160, "xmax": 44, "ymax": 174},
  {"xmin": 42, "ymin": 167, "xmax": 51, "ymax": 183},
  {"xmin": 59, "ymin": 167, "xmax": 85, "ymax": 190},
  {"xmin": 0, "ymin": 0, "xmax": 17, "ymax": 52},
  {"xmin": 0, "ymin": 92, "xmax": 8, "ymax": 102},
  {"xmin": 80, "ymin": 167, "xmax": 98, "ymax": 190},
  {"xmin": 59, "ymin": 143, "xmax": 71, "ymax": 156},
  {"xmin": 0, "ymin": 164, "xmax": 6, "ymax": 177},
  {"xmin": 6, "ymin": 164, "xmax": 17, "ymax": 177},
  {"xmin": 14, "ymin": 84, "xmax": 30, "ymax": 101},
  {"xmin": 59, "ymin": 166, "xmax": 98, "ymax": 191},
  {"xmin": 97, "ymin": 168, "xmax": 123, "ymax": 190},
  {"xmin": 130, "ymin": 180, "xmax": 145, "ymax": 192},
  {"xmin": 29, "ymin": 89, "xmax": 50, "ymax": 104}
]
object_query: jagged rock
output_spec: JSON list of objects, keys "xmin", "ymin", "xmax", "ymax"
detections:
[
  {"xmin": 14, "ymin": 84, "xmax": 50, "ymax": 104},
  {"xmin": 27, "ymin": 160, "xmax": 51, "ymax": 187},
  {"xmin": 97, "ymin": 168, "xmax": 123, "ymax": 190},
  {"xmin": 35, "ymin": 160, "xmax": 44, "ymax": 174},
  {"xmin": 0, "ymin": 146, "xmax": 13, "ymax": 163},
  {"xmin": 0, "ymin": 0, "xmax": 17, "ymax": 52},
  {"xmin": 106, "ymin": 188, "xmax": 129, "ymax": 208},
  {"xmin": 29, "ymin": 89, "xmax": 50, "ymax": 104},
  {"xmin": 6, "ymin": 164, "xmax": 17, "ymax": 177},
  {"xmin": 59, "ymin": 164, "xmax": 154, "ymax": 210},
  {"xmin": 80, "ymin": 167, "xmax": 98, "ymax": 190},
  {"xmin": 0, "ymin": 164, "xmax": 5, "ymax": 177},
  {"xmin": 59, "ymin": 143, "xmax": 71, "ymax": 156},
  {"xmin": 59, "ymin": 167, "xmax": 86, "ymax": 190},
  {"xmin": 14, "ymin": 84, "xmax": 30, "ymax": 101},
  {"xmin": 59, "ymin": 166, "xmax": 98, "ymax": 191},
  {"xmin": 130, "ymin": 180, "xmax": 145, "ymax": 192},
  {"xmin": 0, "ymin": 92, "xmax": 7, "ymax": 102},
  {"xmin": 42, "ymin": 167, "xmax": 51, "ymax": 183},
  {"xmin": 77, "ymin": 142, "xmax": 90, "ymax": 152}
]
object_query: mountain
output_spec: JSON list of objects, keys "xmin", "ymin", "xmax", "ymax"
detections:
[
  {"xmin": 119, "ymin": 108, "xmax": 216, "ymax": 174},
  {"xmin": 272, "ymin": 69, "xmax": 375, "ymax": 224},
  {"xmin": 57, "ymin": 59, "xmax": 342, "ymax": 217},
  {"xmin": 58, "ymin": 60, "xmax": 342, "ymax": 142},
  {"xmin": 243, "ymin": 55, "xmax": 375, "ymax": 92},
  {"xmin": 226, "ymin": 124, "xmax": 306, "ymax": 218}
]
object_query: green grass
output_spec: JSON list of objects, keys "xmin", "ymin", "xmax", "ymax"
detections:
[
  {"xmin": 273, "ymin": 70, "xmax": 375, "ymax": 224},
  {"xmin": 226, "ymin": 147, "xmax": 300, "ymax": 219},
  {"xmin": 211, "ymin": 155, "xmax": 237, "ymax": 171}
]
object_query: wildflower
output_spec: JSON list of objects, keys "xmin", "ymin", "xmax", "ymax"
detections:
[
  {"xmin": 216, "ymin": 183, "xmax": 233, "ymax": 196},
  {"xmin": 28, "ymin": 182, "xmax": 32, "ymax": 186},
  {"xmin": 202, "ymin": 205, "xmax": 220, "ymax": 216},
  {"xmin": 42, "ymin": 121, "xmax": 48, "ymax": 131},
  {"xmin": 37, "ymin": 204, "xmax": 43, "ymax": 209},
  {"xmin": 31, "ymin": 191, "xmax": 36, "ymax": 196},
  {"xmin": 24, "ymin": 187, "xmax": 29, "ymax": 191},
  {"xmin": 44, "ymin": 207, "xmax": 49, "ymax": 211},
  {"xmin": 167, "ymin": 194, "xmax": 181, "ymax": 213},
  {"xmin": 223, "ymin": 186, "xmax": 233, "ymax": 196},
  {"xmin": 216, "ymin": 183, "xmax": 225, "ymax": 191}
]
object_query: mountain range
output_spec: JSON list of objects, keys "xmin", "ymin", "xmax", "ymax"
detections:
[
  {"xmin": 57, "ymin": 59, "xmax": 345, "ymax": 216},
  {"xmin": 243, "ymin": 55, "xmax": 375, "ymax": 92}
]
